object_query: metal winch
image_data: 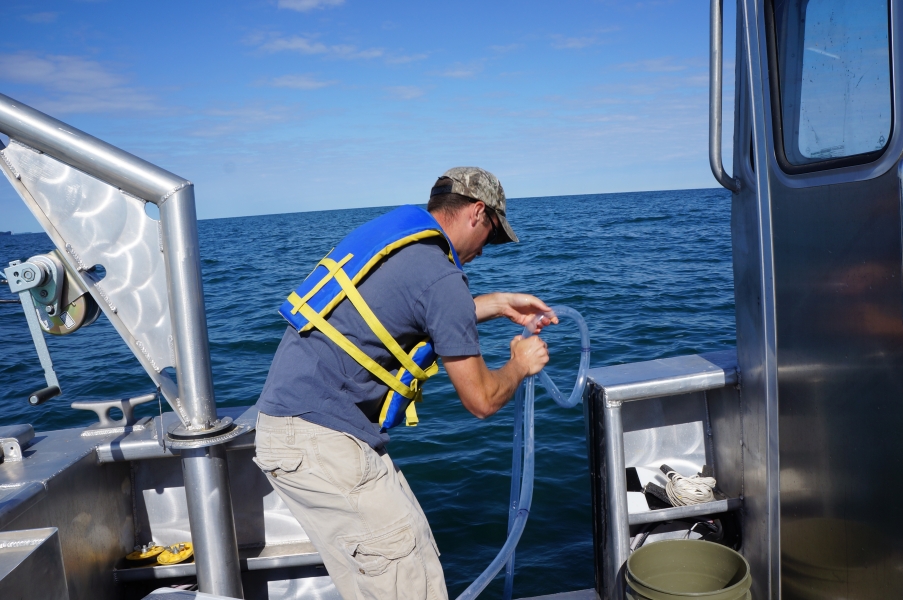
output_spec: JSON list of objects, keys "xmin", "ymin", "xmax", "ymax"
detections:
[{"xmin": 4, "ymin": 250, "xmax": 101, "ymax": 405}]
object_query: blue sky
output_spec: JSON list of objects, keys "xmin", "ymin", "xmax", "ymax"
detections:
[{"xmin": 1, "ymin": 0, "xmax": 735, "ymax": 233}]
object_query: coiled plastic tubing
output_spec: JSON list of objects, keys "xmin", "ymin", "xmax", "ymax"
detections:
[{"xmin": 456, "ymin": 305, "xmax": 591, "ymax": 600}]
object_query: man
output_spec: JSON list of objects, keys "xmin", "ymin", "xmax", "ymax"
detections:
[{"xmin": 254, "ymin": 167, "xmax": 555, "ymax": 600}]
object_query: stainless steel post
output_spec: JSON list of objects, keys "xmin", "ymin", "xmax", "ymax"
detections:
[
  {"xmin": 159, "ymin": 186, "xmax": 217, "ymax": 428},
  {"xmin": 603, "ymin": 399, "xmax": 629, "ymax": 600},
  {"xmin": 182, "ymin": 446, "xmax": 243, "ymax": 597},
  {"xmin": 160, "ymin": 187, "xmax": 244, "ymax": 598}
]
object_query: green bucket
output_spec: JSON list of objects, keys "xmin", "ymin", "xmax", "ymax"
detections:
[{"xmin": 626, "ymin": 540, "xmax": 751, "ymax": 600}]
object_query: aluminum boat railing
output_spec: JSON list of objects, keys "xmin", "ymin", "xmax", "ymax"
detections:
[{"xmin": 585, "ymin": 350, "xmax": 742, "ymax": 600}]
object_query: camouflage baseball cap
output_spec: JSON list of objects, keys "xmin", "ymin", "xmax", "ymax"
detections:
[{"xmin": 431, "ymin": 166, "xmax": 518, "ymax": 244}]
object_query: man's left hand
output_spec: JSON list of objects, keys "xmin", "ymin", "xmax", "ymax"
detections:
[{"xmin": 475, "ymin": 292, "xmax": 560, "ymax": 332}]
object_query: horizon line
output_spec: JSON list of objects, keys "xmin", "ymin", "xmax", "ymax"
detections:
[{"xmin": 3, "ymin": 185, "xmax": 727, "ymax": 234}]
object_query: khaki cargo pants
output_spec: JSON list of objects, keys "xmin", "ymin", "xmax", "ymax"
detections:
[{"xmin": 254, "ymin": 413, "xmax": 448, "ymax": 600}]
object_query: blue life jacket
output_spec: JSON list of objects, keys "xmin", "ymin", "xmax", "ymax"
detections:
[{"xmin": 279, "ymin": 205, "xmax": 462, "ymax": 430}]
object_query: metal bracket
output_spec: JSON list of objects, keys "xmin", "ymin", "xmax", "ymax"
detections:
[
  {"xmin": 166, "ymin": 417, "xmax": 250, "ymax": 449},
  {"xmin": 71, "ymin": 392, "xmax": 158, "ymax": 437},
  {"xmin": 1, "ymin": 440, "xmax": 24, "ymax": 461},
  {"xmin": 4, "ymin": 260, "xmax": 62, "ymax": 404},
  {"xmin": 0, "ymin": 424, "xmax": 35, "ymax": 463}
]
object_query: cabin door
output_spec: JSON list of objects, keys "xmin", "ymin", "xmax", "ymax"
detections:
[{"xmin": 733, "ymin": 0, "xmax": 903, "ymax": 598}]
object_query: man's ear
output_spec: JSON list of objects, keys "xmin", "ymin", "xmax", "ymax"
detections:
[{"xmin": 469, "ymin": 201, "xmax": 485, "ymax": 227}]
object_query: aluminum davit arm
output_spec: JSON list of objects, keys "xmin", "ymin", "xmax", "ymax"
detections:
[{"xmin": 0, "ymin": 93, "xmax": 245, "ymax": 599}]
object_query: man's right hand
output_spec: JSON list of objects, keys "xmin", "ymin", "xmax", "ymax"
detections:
[
  {"xmin": 510, "ymin": 335, "xmax": 550, "ymax": 377},
  {"xmin": 443, "ymin": 333, "xmax": 551, "ymax": 419}
]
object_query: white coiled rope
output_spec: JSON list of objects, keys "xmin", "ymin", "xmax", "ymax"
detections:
[{"xmin": 664, "ymin": 470, "xmax": 717, "ymax": 506}]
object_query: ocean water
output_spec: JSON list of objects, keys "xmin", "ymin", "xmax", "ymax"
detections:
[{"xmin": 0, "ymin": 189, "xmax": 735, "ymax": 597}]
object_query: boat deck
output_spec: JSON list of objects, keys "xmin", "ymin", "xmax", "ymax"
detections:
[
  {"xmin": 521, "ymin": 590, "xmax": 598, "ymax": 600},
  {"xmin": 141, "ymin": 588, "xmax": 599, "ymax": 599}
]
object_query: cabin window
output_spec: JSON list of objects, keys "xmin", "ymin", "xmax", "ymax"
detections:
[{"xmin": 772, "ymin": 0, "xmax": 892, "ymax": 171}]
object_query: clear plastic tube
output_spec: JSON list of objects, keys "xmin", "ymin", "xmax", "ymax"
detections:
[
  {"xmin": 456, "ymin": 305, "xmax": 590, "ymax": 600},
  {"xmin": 458, "ymin": 374, "xmax": 535, "ymax": 600},
  {"xmin": 503, "ymin": 384, "xmax": 524, "ymax": 598},
  {"xmin": 535, "ymin": 306, "xmax": 591, "ymax": 409}
]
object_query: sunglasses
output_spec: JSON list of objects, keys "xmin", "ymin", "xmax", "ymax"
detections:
[{"xmin": 483, "ymin": 207, "xmax": 500, "ymax": 244}]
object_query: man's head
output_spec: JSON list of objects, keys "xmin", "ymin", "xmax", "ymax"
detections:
[{"xmin": 427, "ymin": 167, "xmax": 518, "ymax": 263}]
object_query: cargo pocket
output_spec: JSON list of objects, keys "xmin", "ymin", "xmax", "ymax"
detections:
[
  {"xmin": 253, "ymin": 451, "xmax": 305, "ymax": 478},
  {"xmin": 340, "ymin": 521, "xmax": 430, "ymax": 600},
  {"xmin": 314, "ymin": 432, "xmax": 371, "ymax": 493}
]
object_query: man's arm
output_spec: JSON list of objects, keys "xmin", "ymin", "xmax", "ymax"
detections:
[
  {"xmin": 474, "ymin": 292, "xmax": 559, "ymax": 330},
  {"xmin": 442, "ymin": 334, "xmax": 549, "ymax": 419}
]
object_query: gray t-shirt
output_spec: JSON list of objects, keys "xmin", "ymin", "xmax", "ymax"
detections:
[{"xmin": 256, "ymin": 237, "xmax": 481, "ymax": 449}]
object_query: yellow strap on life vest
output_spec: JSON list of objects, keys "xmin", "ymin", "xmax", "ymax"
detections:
[
  {"xmin": 285, "ymin": 229, "xmax": 456, "ymax": 414},
  {"xmin": 419, "ymin": 361, "xmax": 440, "ymax": 382},
  {"xmin": 321, "ymin": 257, "xmax": 429, "ymax": 382},
  {"xmin": 297, "ymin": 303, "xmax": 417, "ymax": 400},
  {"xmin": 294, "ymin": 230, "xmax": 454, "ymax": 334},
  {"xmin": 403, "ymin": 362, "xmax": 438, "ymax": 427},
  {"xmin": 287, "ymin": 253, "xmax": 355, "ymax": 315},
  {"xmin": 379, "ymin": 360, "xmax": 439, "ymax": 427},
  {"xmin": 405, "ymin": 402, "xmax": 419, "ymax": 426}
]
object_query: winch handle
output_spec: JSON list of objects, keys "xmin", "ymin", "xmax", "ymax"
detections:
[
  {"xmin": 29, "ymin": 386, "xmax": 61, "ymax": 406},
  {"xmin": 4, "ymin": 260, "xmax": 63, "ymax": 404}
]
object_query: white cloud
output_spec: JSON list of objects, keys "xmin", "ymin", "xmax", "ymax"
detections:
[
  {"xmin": 338, "ymin": 47, "xmax": 384, "ymax": 60},
  {"xmin": 551, "ymin": 36, "xmax": 598, "ymax": 50},
  {"xmin": 386, "ymin": 86, "xmax": 424, "ymax": 100},
  {"xmin": 0, "ymin": 53, "xmax": 155, "ymax": 114},
  {"xmin": 185, "ymin": 105, "xmax": 302, "ymax": 138},
  {"xmin": 550, "ymin": 28, "xmax": 617, "ymax": 50},
  {"xmin": 490, "ymin": 44, "xmax": 522, "ymax": 53},
  {"xmin": 386, "ymin": 53, "xmax": 428, "ymax": 65},
  {"xmin": 277, "ymin": 0, "xmax": 344, "ymax": 12},
  {"xmin": 269, "ymin": 74, "xmax": 336, "ymax": 89},
  {"xmin": 441, "ymin": 62, "xmax": 483, "ymax": 78},
  {"xmin": 261, "ymin": 35, "xmax": 383, "ymax": 60},
  {"xmin": 22, "ymin": 12, "xmax": 59, "ymax": 23},
  {"xmin": 261, "ymin": 36, "xmax": 328, "ymax": 54}
]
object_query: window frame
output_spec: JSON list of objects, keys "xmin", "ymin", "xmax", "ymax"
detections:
[{"xmin": 766, "ymin": 0, "xmax": 895, "ymax": 175}]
